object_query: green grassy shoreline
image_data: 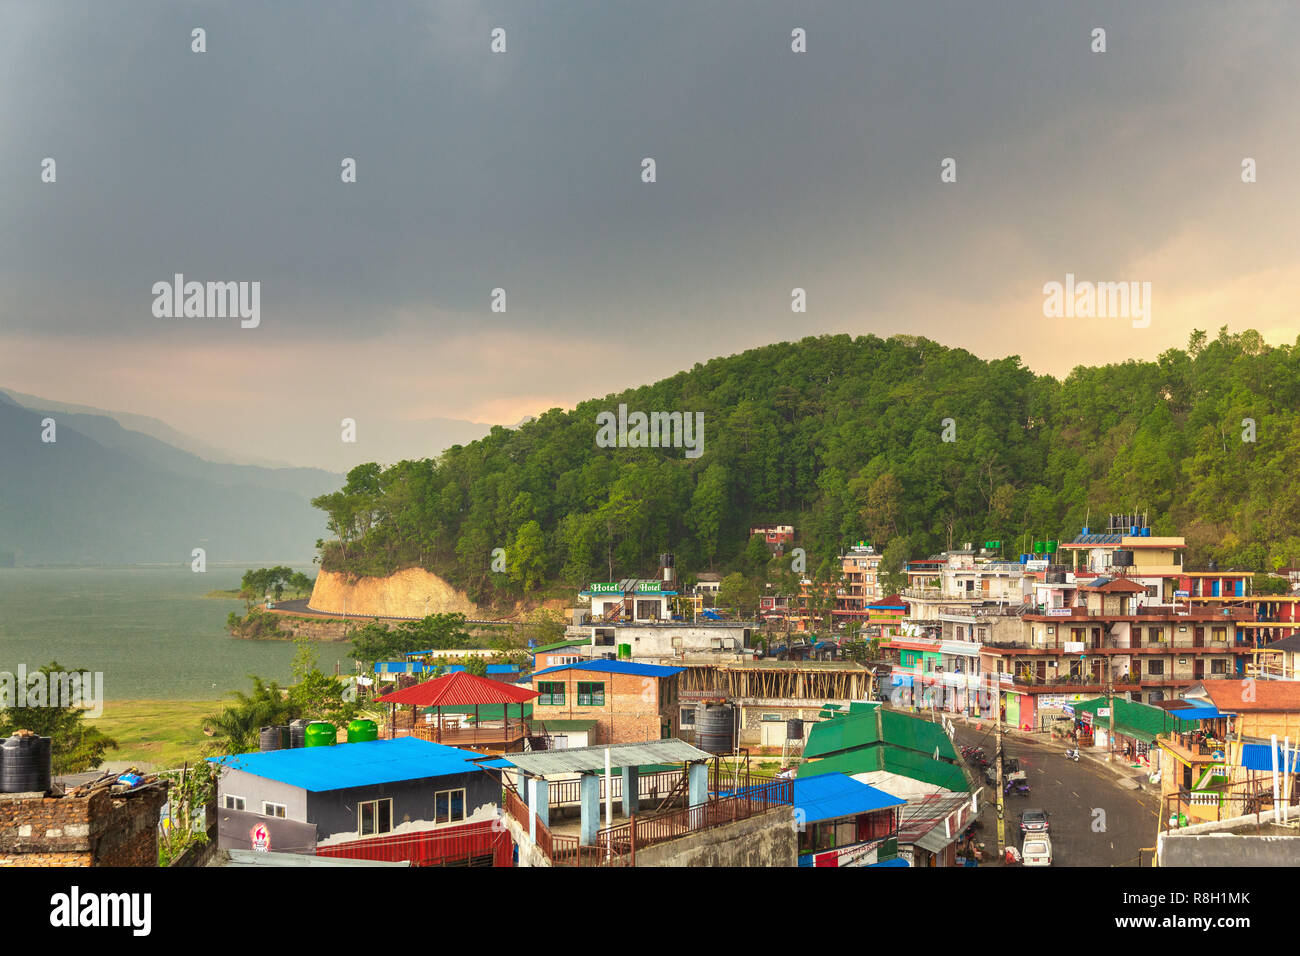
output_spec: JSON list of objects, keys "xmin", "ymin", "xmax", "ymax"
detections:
[{"xmin": 87, "ymin": 699, "xmax": 222, "ymax": 770}]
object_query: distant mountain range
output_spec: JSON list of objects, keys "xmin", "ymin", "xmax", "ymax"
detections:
[{"xmin": 0, "ymin": 390, "xmax": 343, "ymax": 565}]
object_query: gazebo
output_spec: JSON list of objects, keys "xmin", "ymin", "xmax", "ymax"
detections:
[{"xmin": 375, "ymin": 671, "xmax": 539, "ymax": 753}]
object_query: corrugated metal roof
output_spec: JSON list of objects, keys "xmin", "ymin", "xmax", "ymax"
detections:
[
  {"xmin": 375, "ymin": 671, "xmax": 538, "ymax": 707},
  {"xmin": 793, "ymin": 773, "xmax": 904, "ymax": 823},
  {"xmin": 1240, "ymin": 743, "xmax": 1300, "ymax": 772},
  {"xmin": 1074, "ymin": 697, "xmax": 1197, "ymax": 742},
  {"xmin": 209, "ymin": 738, "xmax": 486, "ymax": 792},
  {"xmin": 1167, "ymin": 706, "xmax": 1233, "ymax": 721},
  {"xmin": 529, "ymin": 660, "xmax": 684, "ymax": 679},
  {"xmin": 532, "ymin": 639, "xmax": 591, "ymax": 654},
  {"xmin": 492, "ymin": 739, "xmax": 712, "ymax": 774},
  {"xmin": 804, "ymin": 709, "xmax": 958, "ymax": 761},
  {"xmin": 797, "ymin": 746, "xmax": 971, "ymax": 793}
]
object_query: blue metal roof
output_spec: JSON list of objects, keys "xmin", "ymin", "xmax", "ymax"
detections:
[
  {"xmin": 530, "ymin": 660, "xmax": 685, "ymax": 679},
  {"xmin": 374, "ymin": 661, "xmax": 518, "ymax": 675},
  {"xmin": 793, "ymin": 772, "xmax": 905, "ymax": 823},
  {"xmin": 1240, "ymin": 743, "xmax": 1300, "ymax": 773},
  {"xmin": 868, "ymin": 856, "xmax": 910, "ymax": 867},
  {"xmin": 1171, "ymin": 706, "xmax": 1234, "ymax": 721},
  {"xmin": 208, "ymin": 737, "xmax": 487, "ymax": 792}
]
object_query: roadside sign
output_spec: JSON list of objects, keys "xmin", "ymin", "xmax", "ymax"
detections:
[{"xmin": 251, "ymin": 823, "xmax": 271, "ymax": 852}]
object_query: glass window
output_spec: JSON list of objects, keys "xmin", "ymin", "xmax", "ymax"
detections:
[
  {"xmin": 578, "ymin": 682, "xmax": 606, "ymax": 706},
  {"xmin": 224, "ymin": 795, "xmax": 245, "ymax": 811},
  {"xmin": 359, "ymin": 799, "xmax": 393, "ymax": 837},
  {"xmin": 435, "ymin": 788, "xmax": 466, "ymax": 825},
  {"xmin": 537, "ymin": 681, "xmax": 565, "ymax": 706},
  {"xmin": 262, "ymin": 802, "xmax": 286, "ymax": 818}
]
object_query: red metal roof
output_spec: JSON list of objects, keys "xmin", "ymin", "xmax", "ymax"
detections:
[{"xmin": 375, "ymin": 671, "xmax": 538, "ymax": 707}]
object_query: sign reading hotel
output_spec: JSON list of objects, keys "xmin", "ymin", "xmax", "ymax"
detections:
[{"xmin": 589, "ymin": 582, "xmax": 663, "ymax": 594}]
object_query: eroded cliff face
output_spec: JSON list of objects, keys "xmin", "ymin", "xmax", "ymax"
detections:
[{"xmin": 308, "ymin": 567, "xmax": 482, "ymax": 619}]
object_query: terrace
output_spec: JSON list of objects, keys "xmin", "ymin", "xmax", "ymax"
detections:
[{"xmin": 495, "ymin": 742, "xmax": 793, "ymax": 866}]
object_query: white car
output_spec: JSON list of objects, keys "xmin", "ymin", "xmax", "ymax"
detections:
[{"xmin": 1021, "ymin": 835, "xmax": 1052, "ymax": 867}]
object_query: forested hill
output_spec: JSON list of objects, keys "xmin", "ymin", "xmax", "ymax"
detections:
[{"xmin": 312, "ymin": 328, "xmax": 1300, "ymax": 602}]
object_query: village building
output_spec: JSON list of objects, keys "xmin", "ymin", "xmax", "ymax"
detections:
[
  {"xmin": 792, "ymin": 772, "xmax": 905, "ymax": 867},
  {"xmin": 529, "ymin": 660, "xmax": 684, "ymax": 745},
  {"xmin": 209, "ymin": 737, "xmax": 509, "ymax": 866},
  {"xmin": 494, "ymin": 739, "xmax": 797, "ymax": 867}
]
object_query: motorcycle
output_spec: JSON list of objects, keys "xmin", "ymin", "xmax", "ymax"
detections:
[
  {"xmin": 1064, "ymin": 748, "xmax": 1080, "ymax": 761},
  {"xmin": 1004, "ymin": 780, "xmax": 1031, "ymax": 797}
]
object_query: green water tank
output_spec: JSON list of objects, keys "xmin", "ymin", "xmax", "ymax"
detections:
[
  {"xmin": 1033, "ymin": 541, "xmax": 1046, "ymax": 554},
  {"xmin": 304, "ymin": 721, "xmax": 337, "ymax": 747},
  {"xmin": 1046, "ymin": 540, "xmax": 1058, "ymax": 554},
  {"xmin": 346, "ymin": 718, "xmax": 378, "ymax": 743},
  {"xmin": 617, "ymin": 643, "xmax": 632, "ymax": 660}
]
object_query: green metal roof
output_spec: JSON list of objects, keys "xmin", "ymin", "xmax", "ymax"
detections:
[
  {"xmin": 534, "ymin": 719, "xmax": 598, "ymax": 732},
  {"xmin": 804, "ymin": 709, "xmax": 958, "ymax": 761},
  {"xmin": 796, "ymin": 744, "xmax": 970, "ymax": 793},
  {"xmin": 533, "ymin": 639, "xmax": 590, "ymax": 654},
  {"xmin": 1073, "ymin": 697, "xmax": 1197, "ymax": 744}
]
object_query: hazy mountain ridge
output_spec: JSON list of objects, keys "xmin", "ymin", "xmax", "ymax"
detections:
[{"xmin": 0, "ymin": 392, "xmax": 332, "ymax": 565}]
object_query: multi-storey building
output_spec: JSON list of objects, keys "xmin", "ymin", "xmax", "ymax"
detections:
[{"xmin": 981, "ymin": 517, "xmax": 1259, "ymax": 730}]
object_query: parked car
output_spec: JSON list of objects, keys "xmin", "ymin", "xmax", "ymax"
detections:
[
  {"xmin": 1021, "ymin": 834, "xmax": 1052, "ymax": 866},
  {"xmin": 1019, "ymin": 809, "xmax": 1050, "ymax": 834}
]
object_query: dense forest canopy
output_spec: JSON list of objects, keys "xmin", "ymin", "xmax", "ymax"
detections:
[{"xmin": 312, "ymin": 328, "xmax": 1300, "ymax": 602}]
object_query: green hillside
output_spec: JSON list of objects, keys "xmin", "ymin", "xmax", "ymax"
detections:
[{"xmin": 312, "ymin": 327, "xmax": 1300, "ymax": 600}]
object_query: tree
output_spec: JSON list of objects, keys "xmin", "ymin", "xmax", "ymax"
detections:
[
  {"xmin": 879, "ymin": 537, "xmax": 912, "ymax": 596},
  {"xmin": 509, "ymin": 520, "xmax": 547, "ymax": 592},
  {"xmin": 717, "ymin": 572, "xmax": 759, "ymax": 619},
  {"xmin": 203, "ymin": 677, "xmax": 293, "ymax": 755},
  {"xmin": 0, "ymin": 662, "xmax": 118, "ymax": 773},
  {"xmin": 463, "ymin": 657, "xmax": 489, "ymax": 678}
]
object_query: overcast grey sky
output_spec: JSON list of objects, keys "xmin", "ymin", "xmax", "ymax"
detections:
[{"xmin": 2, "ymin": 1, "xmax": 1297, "ymax": 468}]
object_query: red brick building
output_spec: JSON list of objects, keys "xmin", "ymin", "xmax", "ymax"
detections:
[{"xmin": 529, "ymin": 660, "xmax": 683, "ymax": 745}]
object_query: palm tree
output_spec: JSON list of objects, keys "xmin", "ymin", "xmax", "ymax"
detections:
[{"xmin": 204, "ymin": 677, "xmax": 294, "ymax": 754}]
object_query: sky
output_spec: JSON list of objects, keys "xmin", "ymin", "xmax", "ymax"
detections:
[{"xmin": 2, "ymin": 0, "xmax": 1298, "ymax": 469}]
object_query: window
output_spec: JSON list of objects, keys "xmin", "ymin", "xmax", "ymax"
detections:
[
  {"xmin": 537, "ymin": 681, "xmax": 565, "ymax": 706},
  {"xmin": 359, "ymin": 798, "xmax": 393, "ymax": 836},
  {"xmin": 577, "ymin": 681, "xmax": 606, "ymax": 706},
  {"xmin": 223, "ymin": 795, "xmax": 245, "ymax": 811},
  {"xmin": 262, "ymin": 802, "xmax": 286, "ymax": 818},
  {"xmin": 1211, "ymin": 659, "xmax": 1228, "ymax": 675},
  {"xmin": 680, "ymin": 706, "xmax": 696, "ymax": 726},
  {"xmin": 1147, "ymin": 659, "xmax": 1164, "ymax": 676},
  {"xmin": 435, "ymin": 788, "xmax": 466, "ymax": 826}
]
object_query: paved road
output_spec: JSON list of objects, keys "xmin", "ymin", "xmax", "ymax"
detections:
[{"xmin": 953, "ymin": 724, "xmax": 1160, "ymax": 866}]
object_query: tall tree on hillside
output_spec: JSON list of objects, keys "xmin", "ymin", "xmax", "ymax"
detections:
[{"xmin": 690, "ymin": 464, "xmax": 729, "ymax": 569}]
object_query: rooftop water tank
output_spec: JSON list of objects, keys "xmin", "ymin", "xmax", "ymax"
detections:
[
  {"xmin": 1081, "ymin": 526, "xmax": 1090, "ymax": 535},
  {"xmin": 289, "ymin": 719, "xmax": 309, "ymax": 749},
  {"xmin": 0, "ymin": 733, "xmax": 52, "ymax": 794},
  {"xmin": 695, "ymin": 702, "xmax": 736, "ymax": 755},
  {"xmin": 346, "ymin": 719, "xmax": 378, "ymax": 743},
  {"xmin": 786, "ymin": 718, "xmax": 805, "ymax": 741},
  {"xmin": 305, "ymin": 721, "xmax": 337, "ymax": 747},
  {"xmin": 258, "ymin": 726, "xmax": 286, "ymax": 752}
]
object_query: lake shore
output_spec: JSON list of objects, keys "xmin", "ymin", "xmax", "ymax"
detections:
[{"xmin": 88, "ymin": 698, "xmax": 222, "ymax": 771}]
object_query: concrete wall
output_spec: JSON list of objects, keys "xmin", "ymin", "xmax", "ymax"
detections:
[
  {"xmin": 632, "ymin": 808, "xmax": 797, "ymax": 867},
  {"xmin": 216, "ymin": 766, "xmax": 499, "ymax": 848},
  {"xmin": 310, "ymin": 770, "xmax": 499, "ymax": 846},
  {"xmin": 1159, "ymin": 809, "xmax": 1300, "ymax": 866}
]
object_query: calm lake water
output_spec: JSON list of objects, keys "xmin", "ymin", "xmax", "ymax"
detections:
[{"xmin": 0, "ymin": 567, "xmax": 349, "ymax": 700}]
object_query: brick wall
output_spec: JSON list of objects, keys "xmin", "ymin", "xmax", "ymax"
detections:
[
  {"xmin": 533, "ymin": 671, "xmax": 677, "ymax": 744},
  {"xmin": 0, "ymin": 785, "xmax": 167, "ymax": 867}
]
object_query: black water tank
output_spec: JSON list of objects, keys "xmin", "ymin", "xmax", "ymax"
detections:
[
  {"xmin": 289, "ymin": 719, "xmax": 308, "ymax": 749},
  {"xmin": 695, "ymin": 702, "xmax": 736, "ymax": 754},
  {"xmin": 1112, "ymin": 550, "xmax": 1134, "ymax": 567},
  {"xmin": 0, "ymin": 734, "xmax": 52, "ymax": 794},
  {"xmin": 258, "ymin": 726, "xmax": 285, "ymax": 752},
  {"xmin": 786, "ymin": 718, "xmax": 805, "ymax": 741}
]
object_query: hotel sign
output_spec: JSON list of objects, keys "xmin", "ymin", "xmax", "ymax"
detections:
[
  {"xmin": 589, "ymin": 583, "xmax": 622, "ymax": 594},
  {"xmin": 589, "ymin": 582, "xmax": 663, "ymax": 594}
]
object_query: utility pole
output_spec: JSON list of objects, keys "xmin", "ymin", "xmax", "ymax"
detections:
[
  {"xmin": 1106, "ymin": 654, "xmax": 1116, "ymax": 762},
  {"xmin": 995, "ymin": 675, "xmax": 1005, "ymax": 857}
]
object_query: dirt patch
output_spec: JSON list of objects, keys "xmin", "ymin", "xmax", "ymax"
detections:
[{"xmin": 308, "ymin": 568, "xmax": 483, "ymax": 619}]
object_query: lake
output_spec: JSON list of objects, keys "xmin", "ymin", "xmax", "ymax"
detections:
[{"xmin": 0, "ymin": 567, "xmax": 351, "ymax": 700}]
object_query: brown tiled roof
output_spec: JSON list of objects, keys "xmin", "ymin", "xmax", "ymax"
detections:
[{"xmin": 1197, "ymin": 679, "xmax": 1300, "ymax": 712}]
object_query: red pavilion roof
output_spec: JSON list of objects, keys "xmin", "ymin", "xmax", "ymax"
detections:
[{"xmin": 375, "ymin": 670, "xmax": 538, "ymax": 707}]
